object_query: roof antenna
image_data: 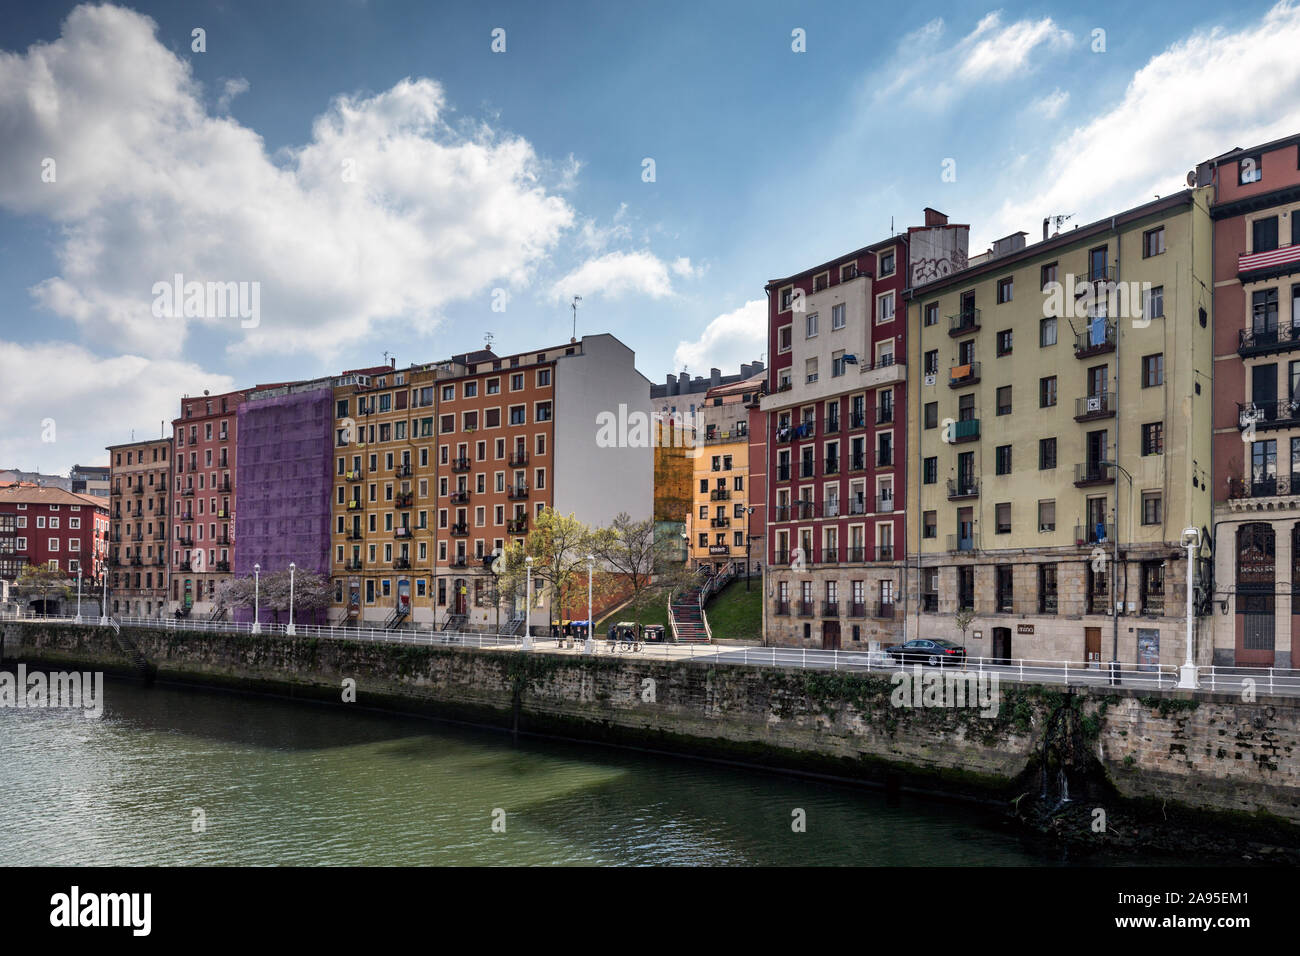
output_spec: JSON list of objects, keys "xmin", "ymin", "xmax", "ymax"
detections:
[
  {"xmin": 484, "ymin": 331, "xmax": 494, "ymax": 352},
  {"xmin": 570, "ymin": 295, "xmax": 582, "ymax": 343}
]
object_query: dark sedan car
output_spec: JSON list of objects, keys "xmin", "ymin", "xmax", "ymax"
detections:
[{"xmin": 885, "ymin": 638, "xmax": 967, "ymax": 667}]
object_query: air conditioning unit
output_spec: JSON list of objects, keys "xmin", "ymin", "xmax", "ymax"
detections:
[{"xmin": 1086, "ymin": 396, "xmax": 1102, "ymax": 412}]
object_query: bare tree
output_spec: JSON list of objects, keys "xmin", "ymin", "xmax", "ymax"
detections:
[{"xmin": 592, "ymin": 512, "xmax": 694, "ymax": 618}]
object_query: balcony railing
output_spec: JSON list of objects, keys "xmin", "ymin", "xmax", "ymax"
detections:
[
  {"xmin": 1238, "ymin": 400, "xmax": 1300, "ymax": 432},
  {"xmin": 449, "ymin": 557, "xmax": 469, "ymax": 570},
  {"xmin": 395, "ymin": 493, "xmax": 414, "ymax": 508},
  {"xmin": 1227, "ymin": 473, "xmax": 1300, "ymax": 499},
  {"xmin": 506, "ymin": 517, "xmax": 528, "ymax": 534},
  {"xmin": 710, "ymin": 517, "xmax": 731, "ymax": 528},
  {"xmin": 824, "ymin": 457, "xmax": 841, "ymax": 475},
  {"xmin": 949, "ymin": 361, "xmax": 981, "ymax": 388},
  {"xmin": 876, "ymin": 406, "xmax": 893, "ymax": 425},
  {"xmin": 946, "ymin": 533, "xmax": 980, "ymax": 552},
  {"xmin": 797, "ymin": 601, "xmax": 815, "ymax": 618},
  {"xmin": 776, "ymin": 465, "xmax": 791, "ymax": 481},
  {"xmin": 345, "ymin": 470, "xmax": 364, "ymax": 482},
  {"xmin": 820, "ymin": 548, "xmax": 839, "ymax": 564},
  {"xmin": 179, "ymin": 561, "xmax": 192, "ymax": 572},
  {"xmin": 182, "ymin": 487, "xmax": 194, "ymax": 497},
  {"xmin": 950, "ymin": 418, "xmax": 979, "ymax": 443},
  {"xmin": 1073, "ymin": 321, "xmax": 1117, "ymax": 358},
  {"xmin": 451, "ymin": 457, "xmax": 471, "ymax": 473},
  {"xmin": 176, "ymin": 536, "xmax": 193, "ymax": 547},
  {"xmin": 849, "ymin": 454, "xmax": 867, "ymax": 472},
  {"xmin": 1074, "ymin": 393, "xmax": 1115, "ymax": 421},
  {"xmin": 346, "ymin": 530, "xmax": 363, "ymax": 541},
  {"xmin": 395, "ymin": 463, "xmax": 413, "ymax": 478},
  {"xmin": 824, "ymin": 416, "xmax": 840, "ymax": 434},
  {"xmin": 1238, "ymin": 323, "xmax": 1300, "ymax": 358},
  {"xmin": 774, "ymin": 550, "xmax": 790, "ymax": 565},
  {"xmin": 509, "ymin": 451, "xmax": 529, "ymax": 468},
  {"xmin": 1238, "ymin": 243, "xmax": 1300, "ymax": 280},
  {"xmin": 710, "ymin": 489, "xmax": 731, "ymax": 501},
  {"xmin": 394, "ymin": 526, "xmax": 411, "ymax": 538},
  {"xmin": 875, "ymin": 602, "xmax": 896, "ymax": 619},
  {"xmin": 449, "ymin": 523, "xmax": 469, "ymax": 536},
  {"xmin": 876, "ymin": 450, "xmax": 893, "ymax": 467},
  {"xmin": 394, "ymin": 558, "xmax": 411, "ymax": 570},
  {"xmin": 849, "ymin": 412, "xmax": 867, "ymax": 429},
  {"xmin": 215, "ymin": 560, "xmax": 230, "ymax": 572},
  {"xmin": 507, "ymin": 484, "xmax": 530, "ymax": 500},
  {"xmin": 875, "ymin": 496, "xmax": 895, "ymax": 514},
  {"xmin": 1074, "ymin": 523, "xmax": 1115, "ymax": 545},
  {"xmin": 948, "ymin": 308, "xmax": 981, "ymax": 336},
  {"xmin": 448, "ymin": 491, "xmax": 470, "ymax": 505},
  {"xmin": 1074, "ymin": 462, "xmax": 1112, "ymax": 486},
  {"xmin": 947, "ymin": 478, "xmax": 979, "ymax": 499},
  {"xmin": 347, "ymin": 500, "xmax": 363, "ymax": 511},
  {"xmin": 847, "ymin": 602, "xmax": 866, "ymax": 618},
  {"xmin": 1141, "ymin": 594, "xmax": 1165, "ymax": 616},
  {"xmin": 775, "ymin": 600, "xmax": 791, "ymax": 616},
  {"xmin": 822, "ymin": 601, "xmax": 840, "ymax": 617},
  {"xmin": 344, "ymin": 559, "xmax": 364, "ymax": 571},
  {"xmin": 795, "ymin": 501, "xmax": 817, "ymax": 520}
]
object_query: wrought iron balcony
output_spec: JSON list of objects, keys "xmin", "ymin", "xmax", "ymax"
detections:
[
  {"xmin": 949, "ymin": 361, "xmax": 981, "ymax": 388},
  {"xmin": 395, "ymin": 463, "xmax": 413, "ymax": 478},
  {"xmin": 1074, "ymin": 393, "xmax": 1116, "ymax": 421},
  {"xmin": 448, "ymin": 491, "xmax": 469, "ymax": 505},
  {"xmin": 822, "ymin": 600, "xmax": 840, "ymax": 617},
  {"xmin": 344, "ymin": 559, "xmax": 364, "ymax": 571},
  {"xmin": 820, "ymin": 548, "xmax": 839, "ymax": 564},
  {"xmin": 509, "ymin": 451, "xmax": 529, "ymax": 468},
  {"xmin": 797, "ymin": 601, "xmax": 815, "ymax": 618},
  {"xmin": 948, "ymin": 308, "xmax": 981, "ymax": 337},
  {"xmin": 824, "ymin": 456, "xmax": 841, "ymax": 475},
  {"xmin": 346, "ymin": 530, "xmax": 363, "ymax": 541},
  {"xmin": 1074, "ymin": 523, "xmax": 1116, "ymax": 545},
  {"xmin": 775, "ymin": 600, "xmax": 791, "ymax": 616},
  {"xmin": 451, "ymin": 457, "xmax": 471, "ymax": 473},
  {"xmin": 875, "ymin": 602, "xmax": 896, "ymax": 619},
  {"xmin": 774, "ymin": 550, "xmax": 790, "ymax": 565},
  {"xmin": 1227, "ymin": 473, "xmax": 1300, "ymax": 499},
  {"xmin": 1073, "ymin": 321, "xmax": 1117, "ymax": 358},
  {"xmin": 946, "ymin": 533, "xmax": 980, "ymax": 552},
  {"xmin": 947, "ymin": 478, "xmax": 979, "ymax": 499},
  {"xmin": 394, "ymin": 558, "xmax": 411, "ymax": 570},
  {"xmin": 449, "ymin": 523, "xmax": 469, "ymax": 536},
  {"xmin": 849, "ymin": 412, "xmax": 867, "ymax": 429},
  {"xmin": 876, "ymin": 406, "xmax": 893, "ymax": 425},
  {"xmin": 849, "ymin": 453, "xmax": 867, "ymax": 472},
  {"xmin": 347, "ymin": 500, "xmax": 363, "ymax": 511},
  {"xmin": 182, "ymin": 487, "xmax": 194, "ymax": 497},
  {"xmin": 710, "ymin": 517, "xmax": 730, "ymax": 528},
  {"xmin": 449, "ymin": 557, "xmax": 469, "ymax": 570},
  {"xmin": 1073, "ymin": 462, "xmax": 1112, "ymax": 487},
  {"xmin": 394, "ymin": 526, "xmax": 411, "ymax": 538},
  {"xmin": 775, "ymin": 464, "xmax": 791, "ymax": 481},
  {"xmin": 710, "ymin": 489, "xmax": 731, "ymax": 501},
  {"xmin": 507, "ymin": 484, "xmax": 529, "ymax": 500},
  {"xmin": 395, "ymin": 492, "xmax": 414, "ymax": 508},
  {"xmin": 177, "ymin": 536, "xmax": 193, "ymax": 547},
  {"xmin": 345, "ymin": 470, "xmax": 364, "ymax": 482},
  {"xmin": 824, "ymin": 416, "xmax": 840, "ymax": 434},
  {"xmin": 1238, "ymin": 400, "xmax": 1300, "ymax": 433},
  {"xmin": 179, "ymin": 561, "xmax": 193, "ymax": 572},
  {"xmin": 506, "ymin": 517, "xmax": 528, "ymax": 534},
  {"xmin": 215, "ymin": 560, "xmax": 230, "ymax": 572}
]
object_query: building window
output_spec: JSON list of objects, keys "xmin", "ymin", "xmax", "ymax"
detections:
[
  {"xmin": 879, "ymin": 250, "xmax": 895, "ymax": 277},
  {"xmin": 996, "ymin": 385, "xmax": 1012, "ymax": 416},
  {"xmin": 1141, "ymin": 422, "xmax": 1164, "ymax": 456},
  {"xmin": 995, "ymin": 445, "xmax": 1012, "ymax": 475},
  {"xmin": 1040, "ymin": 317, "xmax": 1057, "ymax": 348},
  {"xmin": 1144, "ymin": 285, "xmax": 1164, "ymax": 320},
  {"xmin": 778, "ymin": 326, "xmax": 792, "ymax": 352},
  {"xmin": 1038, "ymin": 564, "xmax": 1058, "ymax": 614},
  {"xmin": 995, "ymin": 502, "xmax": 1011, "ymax": 534},
  {"xmin": 924, "ymin": 349, "xmax": 938, "ymax": 376},
  {"xmin": 1038, "ymin": 499, "xmax": 1055, "ymax": 532},
  {"xmin": 1143, "ymin": 227, "xmax": 1165, "ymax": 258},
  {"xmin": 1039, "ymin": 376, "xmax": 1057, "ymax": 408},
  {"xmin": 924, "ymin": 303, "xmax": 938, "ymax": 327},
  {"xmin": 997, "ymin": 277, "xmax": 1013, "ymax": 303},
  {"xmin": 1142, "ymin": 491, "xmax": 1163, "ymax": 525},
  {"xmin": 996, "ymin": 565, "xmax": 1014, "ymax": 611},
  {"xmin": 924, "ymin": 402, "xmax": 938, "ymax": 429},
  {"xmin": 957, "ymin": 567, "xmax": 974, "ymax": 611},
  {"xmin": 1039, "ymin": 438, "xmax": 1057, "ymax": 470},
  {"xmin": 1041, "ymin": 262, "xmax": 1058, "ymax": 290},
  {"xmin": 923, "ymin": 457, "xmax": 937, "ymax": 484},
  {"xmin": 1142, "ymin": 353, "xmax": 1164, "ymax": 387},
  {"xmin": 806, "ymin": 313, "xmax": 818, "ymax": 338},
  {"xmin": 805, "ymin": 358, "xmax": 818, "ymax": 384},
  {"xmin": 996, "ymin": 329, "xmax": 1013, "ymax": 355},
  {"xmin": 1141, "ymin": 561, "xmax": 1165, "ymax": 615},
  {"xmin": 831, "ymin": 303, "xmax": 846, "ymax": 329},
  {"xmin": 923, "ymin": 511, "xmax": 936, "ymax": 539},
  {"xmin": 876, "ymin": 292, "xmax": 895, "ymax": 323}
]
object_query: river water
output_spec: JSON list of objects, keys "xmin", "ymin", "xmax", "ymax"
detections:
[{"xmin": 0, "ymin": 677, "xmax": 1173, "ymax": 866}]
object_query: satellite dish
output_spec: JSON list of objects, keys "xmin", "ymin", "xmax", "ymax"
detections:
[{"xmin": 1186, "ymin": 170, "xmax": 1197, "ymax": 188}]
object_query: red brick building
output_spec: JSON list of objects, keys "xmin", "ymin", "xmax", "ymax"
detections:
[{"xmin": 108, "ymin": 437, "xmax": 172, "ymax": 618}]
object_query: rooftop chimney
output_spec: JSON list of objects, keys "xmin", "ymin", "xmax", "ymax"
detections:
[
  {"xmin": 710, "ymin": 368, "xmax": 721, "ymax": 388},
  {"xmin": 990, "ymin": 231, "xmax": 1028, "ymax": 259},
  {"xmin": 923, "ymin": 207, "xmax": 949, "ymax": 227}
]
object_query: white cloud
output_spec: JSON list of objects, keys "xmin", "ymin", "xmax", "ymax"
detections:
[
  {"xmin": 550, "ymin": 250, "xmax": 678, "ymax": 302},
  {"xmin": 875, "ymin": 12, "xmax": 1073, "ymax": 108},
  {"xmin": 0, "ymin": 341, "xmax": 237, "ymax": 473},
  {"xmin": 986, "ymin": 0, "xmax": 1300, "ymax": 241},
  {"xmin": 672, "ymin": 299, "xmax": 767, "ymax": 373},
  {"xmin": 1029, "ymin": 88, "xmax": 1069, "ymax": 119},
  {"xmin": 217, "ymin": 77, "xmax": 249, "ymax": 113},
  {"xmin": 0, "ymin": 3, "xmax": 575, "ymax": 360},
  {"xmin": 670, "ymin": 257, "xmax": 697, "ymax": 278}
]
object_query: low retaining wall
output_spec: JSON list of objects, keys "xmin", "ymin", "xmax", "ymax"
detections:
[{"xmin": 3, "ymin": 623, "xmax": 1298, "ymax": 832}]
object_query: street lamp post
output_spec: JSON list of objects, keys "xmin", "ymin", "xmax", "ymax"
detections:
[
  {"xmin": 1099, "ymin": 459, "xmax": 1133, "ymax": 684},
  {"xmin": 100, "ymin": 573, "xmax": 108, "ymax": 625},
  {"xmin": 75, "ymin": 568, "xmax": 83, "ymax": 624},
  {"xmin": 585, "ymin": 554, "xmax": 595, "ymax": 654},
  {"xmin": 252, "ymin": 563, "xmax": 261, "ymax": 634},
  {"xmin": 523, "ymin": 556, "xmax": 533, "ymax": 650},
  {"xmin": 1179, "ymin": 528, "xmax": 1201, "ymax": 689},
  {"xmin": 287, "ymin": 562, "xmax": 297, "ymax": 636}
]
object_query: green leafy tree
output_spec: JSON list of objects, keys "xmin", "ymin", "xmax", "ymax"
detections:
[
  {"xmin": 500, "ymin": 509, "xmax": 596, "ymax": 627},
  {"xmin": 13, "ymin": 563, "xmax": 73, "ymax": 613}
]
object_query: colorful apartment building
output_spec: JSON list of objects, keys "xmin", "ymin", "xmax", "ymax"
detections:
[
  {"xmin": 688, "ymin": 371, "xmax": 764, "ymax": 573},
  {"xmin": 330, "ymin": 363, "xmax": 439, "ymax": 627},
  {"xmin": 0, "ymin": 484, "xmax": 109, "ymax": 605},
  {"xmin": 1202, "ymin": 133, "xmax": 1300, "ymax": 667},
  {"xmin": 171, "ymin": 388, "xmax": 247, "ymax": 617},
  {"xmin": 907, "ymin": 192, "xmax": 1213, "ymax": 667},
  {"xmin": 760, "ymin": 209, "xmax": 967, "ymax": 649},
  {"xmin": 106, "ymin": 438, "xmax": 171, "ymax": 618}
]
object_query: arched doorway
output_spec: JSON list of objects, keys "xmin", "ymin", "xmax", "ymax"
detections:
[{"xmin": 1237, "ymin": 523, "xmax": 1276, "ymax": 666}]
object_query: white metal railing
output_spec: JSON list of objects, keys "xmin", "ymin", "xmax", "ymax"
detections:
[{"xmin": 4, "ymin": 612, "xmax": 1299, "ymax": 694}]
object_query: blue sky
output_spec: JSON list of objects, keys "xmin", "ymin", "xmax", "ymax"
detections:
[{"xmin": 3, "ymin": 0, "xmax": 1300, "ymax": 473}]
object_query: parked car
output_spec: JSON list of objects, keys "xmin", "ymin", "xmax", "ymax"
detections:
[{"xmin": 884, "ymin": 638, "xmax": 967, "ymax": 667}]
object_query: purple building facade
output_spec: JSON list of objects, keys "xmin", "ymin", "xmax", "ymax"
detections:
[{"xmin": 233, "ymin": 382, "xmax": 335, "ymax": 626}]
